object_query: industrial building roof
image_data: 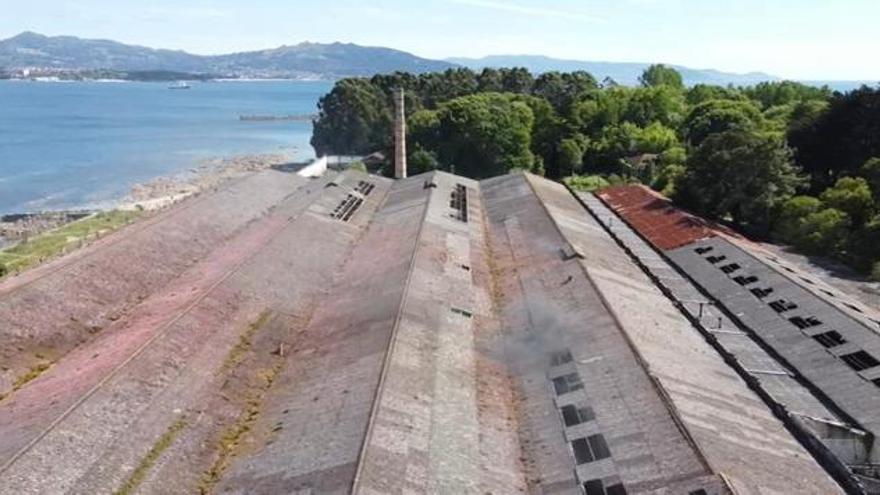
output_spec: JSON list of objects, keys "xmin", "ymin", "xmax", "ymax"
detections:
[
  {"xmin": 668, "ymin": 238, "xmax": 880, "ymax": 454},
  {"xmin": 598, "ymin": 183, "xmax": 880, "ymax": 492},
  {"xmin": 0, "ymin": 171, "xmax": 853, "ymax": 494},
  {"xmin": 597, "ymin": 184, "xmax": 743, "ymax": 250}
]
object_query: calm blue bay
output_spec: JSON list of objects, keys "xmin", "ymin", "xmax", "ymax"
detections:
[{"xmin": 0, "ymin": 80, "xmax": 331, "ymax": 214}]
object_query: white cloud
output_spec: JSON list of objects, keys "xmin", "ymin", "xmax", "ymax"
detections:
[{"xmin": 448, "ymin": 0, "xmax": 604, "ymax": 23}]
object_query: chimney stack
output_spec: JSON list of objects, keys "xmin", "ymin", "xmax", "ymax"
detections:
[{"xmin": 393, "ymin": 88, "xmax": 407, "ymax": 179}]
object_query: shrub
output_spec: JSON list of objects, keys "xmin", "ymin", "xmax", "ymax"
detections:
[
  {"xmin": 820, "ymin": 176, "xmax": 875, "ymax": 226},
  {"xmin": 794, "ymin": 208, "xmax": 851, "ymax": 255},
  {"xmin": 652, "ymin": 164, "xmax": 686, "ymax": 197},
  {"xmin": 564, "ymin": 175, "xmax": 610, "ymax": 192},
  {"xmin": 348, "ymin": 161, "xmax": 367, "ymax": 173},
  {"xmin": 773, "ymin": 196, "xmax": 823, "ymax": 243}
]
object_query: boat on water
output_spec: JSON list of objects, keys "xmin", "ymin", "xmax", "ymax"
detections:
[{"xmin": 168, "ymin": 81, "xmax": 191, "ymax": 90}]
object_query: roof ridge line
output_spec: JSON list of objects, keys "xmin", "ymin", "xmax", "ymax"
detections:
[{"xmin": 349, "ymin": 178, "xmax": 437, "ymax": 493}]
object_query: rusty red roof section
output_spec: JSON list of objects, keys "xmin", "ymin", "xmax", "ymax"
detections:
[{"xmin": 596, "ymin": 184, "xmax": 745, "ymax": 251}]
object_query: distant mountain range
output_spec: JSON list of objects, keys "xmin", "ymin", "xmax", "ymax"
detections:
[
  {"xmin": 0, "ymin": 32, "xmax": 455, "ymax": 79},
  {"xmin": 1, "ymin": 32, "xmax": 872, "ymax": 88},
  {"xmin": 447, "ymin": 55, "xmax": 780, "ymax": 87}
]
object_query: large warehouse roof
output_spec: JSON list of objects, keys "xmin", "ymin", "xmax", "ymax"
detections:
[{"xmin": 0, "ymin": 171, "xmax": 853, "ymax": 494}]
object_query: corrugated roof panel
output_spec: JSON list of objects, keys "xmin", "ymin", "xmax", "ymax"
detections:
[
  {"xmin": 668, "ymin": 237, "xmax": 880, "ymax": 464},
  {"xmin": 597, "ymin": 185, "xmax": 743, "ymax": 250}
]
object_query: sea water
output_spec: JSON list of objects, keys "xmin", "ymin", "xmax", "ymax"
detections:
[{"xmin": 0, "ymin": 80, "xmax": 331, "ymax": 214}]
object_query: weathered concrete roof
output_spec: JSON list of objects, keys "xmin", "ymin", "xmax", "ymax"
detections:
[
  {"xmin": 0, "ymin": 170, "xmax": 851, "ymax": 494},
  {"xmin": 521, "ymin": 175, "xmax": 842, "ymax": 493},
  {"xmin": 0, "ymin": 169, "xmax": 393, "ymax": 493}
]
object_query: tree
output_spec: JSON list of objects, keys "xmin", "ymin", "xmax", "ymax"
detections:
[
  {"xmin": 639, "ymin": 64, "xmax": 684, "ymax": 89},
  {"xmin": 595, "ymin": 122, "xmax": 677, "ymax": 159},
  {"xmin": 788, "ymin": 86, "xmax": 880, "ymax": 190},
  {"xmin": 787, "ymin": 99, "xmax": 828, "ymax": 135},
  {"xmin": 652, "ymin": 164, "xmax": 686, "ymax": 197},
  {"xmin": 591, "ymin": 123, "xmax": 641, "ymax": 171},
  {"xmin": 686, "ymin": 84, "xmax": 745, "ymax": 105},
  {"xmin": 408, "ymin": 147, "xmax": 441, "ymax": 175},
  {"xmin": 571, "ymin": 87, "xmax": 630, "ymax": 133},
  {"xmin": 623, "ymin": 86, "xmax": 686, "ymax": 127},
  {"xmin": 675, "ymin": 130, "xmax": 803, "ymax": 234},
  {"xmin": 500, "ymin": 67, "xmax": 534, "ymax": 94},
  {"xmin": 861, "ymin": 157, "xmax": 880, "ymax": 201},
  {"xmin": 743, "ymin": 81, "xmax": 831, "ymax": 110},
  {"xmin": 557, "ymin": 135, "xmax": 588, "ymax": 177},
  {"xmin": 635, "ymin": 122, "xmax": 679, "ymax": 154},
  {"xmin": 820, "ymin": 177, "xmax": 875, "ymax": 227},
  {"xmin": 682, "ymin": 99, "xmax": 765, "ymax": 146},
  {"xmin": 434, "ymin": 93, "xmax": 536, "ymax": 178},
  {"xmin": 762, "ymin": 103, "xmax": 798, "ymax": 133},
  {"xmin": 773, "ymin": 195, "xmax": 823, "ymax": 243},
  {"xmin": 601, "ymin": 76, "xmax": 619, "ymax": 88},
  {"xmin": 566, "ymin": 71, "xmax": 600, "ymax": 96},
  {"xmin": 659, "ymin": 146, "xmax": 687, "ymax": 167},
  {"xmin": 311, "ymin": 78, "xmax": 392, "ymax": 155},
  {"xmin": 418, "ymin": 68, "xmax": 478, "ymax": 107},
  {"xmin": 477, "ymin": 68, "xmax": 504, "ymax": 93},
  {"xmin": 532, "ymin": 71, "xmax": 597, "ymax": 112},
  {"xmin": 408, "ymin": 109, "xmax": 441, "ymax": 149},
  {"xmin": 370, "ymin": 71, "xmax": 422, "ymax": 109},
  {"xmin": 794, "ymin": 208, "xmax": 851, "ymax": 254},
  {"xmin": 512, "ymin": 94, "xmax": 565, "ymax": 178},
  {"xmin": 850, "ymin": 215, "xmax": 880, "ymax": 270}
]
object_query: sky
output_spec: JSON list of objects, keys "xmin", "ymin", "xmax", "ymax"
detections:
[{"xmin": 3, "ymin": 0, "xmax": 879, "ymax": 80}]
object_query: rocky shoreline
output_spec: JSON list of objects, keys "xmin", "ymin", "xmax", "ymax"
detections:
[{"xmin": 0, "ymin": 152, "xmax": 294, "ymax": 248}]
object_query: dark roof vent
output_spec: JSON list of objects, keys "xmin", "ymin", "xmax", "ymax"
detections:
[
  {"xmin": 840, "ymin": 351, "xmax": 880, "ymax": 371},
  {"xmin": 325, "ymin": 175, "xmax": 345, "ymax": 187},
  {"xmin": 561, "ymin": 244, "xmax": 585, "ymax": 261}
]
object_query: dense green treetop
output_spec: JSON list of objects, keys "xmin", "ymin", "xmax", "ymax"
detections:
[
  {"xmin": 639, "ymin": 64, "xmax": 684, "ymax": 89},
  {"xmin": 860, "ymin": 157, "xmax": 880, "ymax": 200},
  {"xmin": 789, "ymin": 86, "xmax": 880, "ymax": 189},
  {"xmin": 774, "ymin": 195, "xmax": 824, "ymax": 243},
  {"xmin": 532, "ymin": 71, "xmax": 598, "ymax": 112},
  {"xmin": 682, "ymin": 99, "xmax": 765, "ymax": 146},
  {"xmin": 311, "ymin": 78, "xmax": 391, "ymax": 156},
  {"xmin": 743, "ymin": 81, "xmax": 831, "ymax": 110},
  {"xmin": 686, "ymin": 84, "xmax": 746, "ymax": 105},
  {"xmin": 794, "ymin": 208, "xmax": 852, "ymax": 254},
  {"xmin": 819, "ymin": 177, "xmax": 875, "ymax": 227},
  {"xmin": 675, "ymin": 130, "xmax": 802, "ymax": 234},
  {"xmin": 431, "ymin": 92, "xmax": 538, "ymax": 178},
  {"xmin": 310, "ymin": 66, "xmax": 880, "ymax": 276}
]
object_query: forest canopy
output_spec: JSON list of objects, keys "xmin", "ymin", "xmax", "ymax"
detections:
[{"xmin": 311, "ymin": 65, "xmax": 880, "ymax": 278}]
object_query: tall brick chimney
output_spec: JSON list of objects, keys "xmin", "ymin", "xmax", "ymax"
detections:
[{"xmin": 393, "ymin": 88, "xmax": 407, "ymax": 179}]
